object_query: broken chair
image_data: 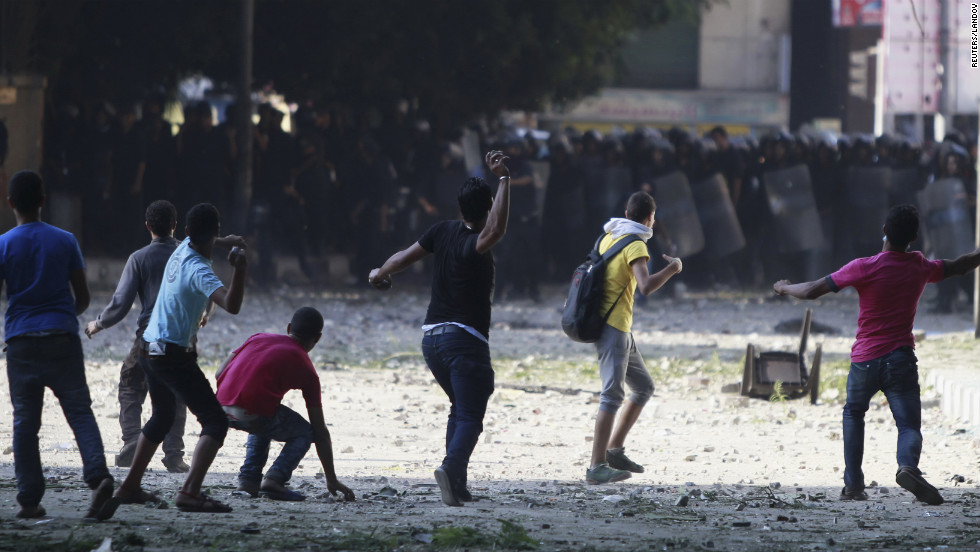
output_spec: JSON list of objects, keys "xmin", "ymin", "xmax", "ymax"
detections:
[{"xmin": 740, "ymin": 308, "xmax": 821, "ymax": 404}]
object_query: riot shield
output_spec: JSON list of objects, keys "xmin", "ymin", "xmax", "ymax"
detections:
[
  {"xmin": 651, "ymin": 170, "xmax": 705, "ymax": 257},
  {"xmin": 761, "ymin": 164, "xmax": 823, "ymax": 252},
  {"xmin": 889, "ymin": 167, "xmax": 922, "ymax": 207},
  {"xmin": 691, "ymin": 173, "xmax": 745, "ymax": 258},
  {"xmin": 529, "ymin": 160, "xmax": 550, "ymax": 221},
  {"xmin": 602, "ymin": 166, "xmax": 633, "ymax": 219},
  {"xmin": 917, "ymin": 177, "xmax": 973, "ymax": 259},
  {"xmin": 845, "ymin": 166, "xmax": 891, "ymax": 255}
]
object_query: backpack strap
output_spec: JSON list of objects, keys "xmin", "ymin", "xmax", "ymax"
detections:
[
  {"xmin": 596, "ymin": 234, "xmax": 644, "ymax": 324},
  {"xmin": 597, "ymin": 234, "xmax": 642, "ymax": 261}
]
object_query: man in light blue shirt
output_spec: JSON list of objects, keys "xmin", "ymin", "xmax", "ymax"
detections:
[{"xmin": 114, "ymin": 203, "xmax": 247, "ymax": 513}]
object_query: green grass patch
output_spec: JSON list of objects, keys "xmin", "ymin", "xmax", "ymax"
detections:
[
  {"xmin": 433, "ymin": 519, "xmax": 538, "ymax": 550},
  {"xmin": 305, "ymin": 528, "xmax": 402, "ymax": 551},
  {"xmin": 818, "ymin": 358, "xmax": 851, "ymax": 403}
]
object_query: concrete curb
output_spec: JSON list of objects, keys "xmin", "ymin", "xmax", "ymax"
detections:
[{"xmin": 926, "ymin": 369, "xmax": 980, "ymax": 430}]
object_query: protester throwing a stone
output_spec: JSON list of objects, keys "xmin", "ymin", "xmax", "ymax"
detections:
[
  {"xmin": 584, "ymin": 191, "xmax": 683, "ymax": 485},
  {"xmin": 368, "ymin": 150, "xmax": 511, "ymax": 506},
  {"xmin": 773, "ymin": 204, "xmax": 980, "ymax": 505},
  {"xmin": 113, "ymin": 203, "xmax": 247, "ymax": 513}
]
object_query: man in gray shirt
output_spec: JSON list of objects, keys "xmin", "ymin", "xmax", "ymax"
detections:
[{"xmin": 85, "ymin": 200, "xmax": 189, "ymax": 473}]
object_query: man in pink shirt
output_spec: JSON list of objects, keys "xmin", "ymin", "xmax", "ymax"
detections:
[
  {"xmin": 774, "ymin": 204, "xmax": 980, "ymax": 505},
  {"xmin": 216, "ymin": 307, "xmax": 354, "ymax": 502}
]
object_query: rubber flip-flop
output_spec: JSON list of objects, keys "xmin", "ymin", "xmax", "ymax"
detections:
[
  {"xmin": 258, "ymin": 489, "xmax": 306, "ymax": 502},
  {"xmin": 176, "ymin": 491, "xmax": 233, "ymax": 513},
  {"xmin": 84, "ymin": 479, "xmax": 120, "ymax": 522}
]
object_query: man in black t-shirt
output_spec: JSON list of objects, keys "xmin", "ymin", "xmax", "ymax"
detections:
[{"xmin": 369, "ymin": 150, "xmax": 512, "ymax": 507}]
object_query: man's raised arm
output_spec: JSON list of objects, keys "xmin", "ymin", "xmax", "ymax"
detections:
[{"xmin": 476, "ymin": 150, "xmax": 511, "ymax": 254}]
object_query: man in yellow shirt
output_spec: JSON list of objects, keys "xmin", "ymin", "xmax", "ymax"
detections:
[{"xmin": 586, "ymin": 191, "xmax": 683, "ymax": 484}]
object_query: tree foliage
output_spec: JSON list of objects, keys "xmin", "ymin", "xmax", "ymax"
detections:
[{"xmin": 3, "ymin": 0, "xmax": 709, "ymax": 121}]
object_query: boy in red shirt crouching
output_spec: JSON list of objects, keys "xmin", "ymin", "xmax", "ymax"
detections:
[{"xmin": 216, "ymin": 307, "xmax": 354, "ymax": 502}]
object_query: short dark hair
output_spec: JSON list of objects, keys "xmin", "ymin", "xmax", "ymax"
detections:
[
  {"xmin": 709, "ymin": 126, "xmax": 728, "ymax": 139},
  {"xmin": 884, "ymin": 204, "xmax": 919, "ymax": 249},
  {"xmin": 458, "ymin": 177, "xmax": 493, "ymax": 223},
  {"xmin": 290, "ymin": 306, "xmax": 324, "ymax": 342},
  {"xmin": 626, "ymin": 191, "xmax": 656, "ymax": 222},
  {"xmin": 145, "ymin": 200, "xmax": 177, "ymax": 236},
  {"xmin": 185, "ymin": 203, "xmax": 220, "ymax": 246},
  {"xmin": 8, "ymin": 171, "xmax": 45, "ymax": 213}
]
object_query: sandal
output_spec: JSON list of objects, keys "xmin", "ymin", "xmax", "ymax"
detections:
[
  {"xmin": 117, "ymin": 488, "xmax": 164, "ymax": 505},
  {"xmin": 84, "ymin": 478, "xmax": 120, "ymax": 522},
  {"xmin": 176, "ymin": 490, "xmax": 233, "ymax": 513}
]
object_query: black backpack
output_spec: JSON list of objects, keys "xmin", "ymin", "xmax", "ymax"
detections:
[{"xmin": 561, "ymin": 233, "xmax": 642, "ymax": 343}]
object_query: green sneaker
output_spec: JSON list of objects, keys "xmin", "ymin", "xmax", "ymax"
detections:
[
  {"xmin": 606, "ymin": 448, "xmax": 645, "ymax": 473},
  {"xmin": 585, "ymin": 462, "xmax": 632, "ymax": 485}
]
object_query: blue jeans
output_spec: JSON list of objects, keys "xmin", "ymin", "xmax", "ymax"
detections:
[
  {"xmin": 229, "ymin": 405, "xmax": 313, "ymax": 485},
  {"xmin": 421, "ymin": 331, "xmax": 494, "ymax": 487},
  {"xmin": 6, "ymin": 334, "xmax": 111, "ymax": 508},
  {"xmin": 843, "ymin": 347, "xmax": 922, "ymax": 490}
]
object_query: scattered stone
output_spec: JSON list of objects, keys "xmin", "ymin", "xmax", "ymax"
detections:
[
  {"xmin": 735, "ymin": 503, "xmax": 745, "ymax": 511},
  {"xmin": 687, "ymin": 376, "xmax": 710, "ymax": 388},
  {"xmin": 240, "ymin": 524, "xmax": 260, "ymax": 534},
  {"xmin": 703, "ymin": 446, "xmax": 715, "ymax": 453},
  {"xmin": 769, "ymin": 482, "xmax": 781, "ymax": 489},
  {"xmin": 414, "ymin": 533, "xmax": 433, "ymax": 544},
  {"xmin": 601, "ymin": 495, "xmax": 626, "ymax": 504},
  {"xmin": 732, "ymin": 521, "xmax": 751, "ymax": 528},
  {"xmin": 378, "ymin": 486, "xmax": 399, "ymax": 497},
  {"xmin": 951, "ymin": 474, "xmax": 966, "ymax": 483},
  {"xmin": 675, "ymin": 495, "xmax": 690, "ymax": 507},
  {"xmin": 684, "ymin": 455, "xmax": 697, "ymax": 462},
  {"xmin": 2, "ymin": 446, "xmax": 11, "ymax": 455},
  {"xmin": 720, "ymin": 383, "xmax": 740, "ymax": 394}
]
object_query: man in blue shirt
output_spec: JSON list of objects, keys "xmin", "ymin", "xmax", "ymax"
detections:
[
  {"xmin": 113, "ymin": 203, "xmax": 247, "ymax": 513},
  {"xmin": 85, "ymin": 200, "xmax": 189, "ymax": 473},
  {"xmin": 0, "ymin": 171, "xmax": 118, "ymax": 520}
]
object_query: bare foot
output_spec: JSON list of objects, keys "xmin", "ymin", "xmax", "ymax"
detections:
[{"xmin": 16, "ymin": 504, "xmax": 46, "ymax": 519}]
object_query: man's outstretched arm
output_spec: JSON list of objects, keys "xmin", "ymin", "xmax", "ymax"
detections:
[
  {"xmin": 307, "ymin": 406, "xmax": 355, "ymax": 501},
  {"xmin": 773, "ymin": 277, "xmax": 833, "ymax": 300},
  {"xmin": 369, "ymin": 243, "xmax": 430, "ymax": 288},
  {"xmin": 943, "ymin": 248, "xmax": 980, "ymax": 278}
]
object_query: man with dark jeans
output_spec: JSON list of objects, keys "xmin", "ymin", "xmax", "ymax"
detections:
[
  {"xmin": 0, "ymin": 170, "xmax": 118, "ymax": 520},
  {"xmin": 369, "ymin": 150, "xmax": 511, "ymax": 506},
  {"xmin": 774, "ymin": 204, "xmax": 980, "ymax": 505},
  {"xmin": 113, "ymin": 203, "xmax": 247, "ymax": 513},
  {"xmin": 84, "ymin": 200, "xmax": 188, "ymax": 473},
  {"xmin": 215, "ymin": 307, "xmax": 354, "ymax": 502}
]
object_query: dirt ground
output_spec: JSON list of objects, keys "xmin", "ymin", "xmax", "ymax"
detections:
[{"xmin": 0, "ymin": 282, "xmax": 978, "ymax": 551}]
